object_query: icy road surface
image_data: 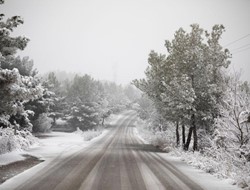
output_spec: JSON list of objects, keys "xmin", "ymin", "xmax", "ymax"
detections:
[{"xmin": 0, "ymin": 111, "xmax": 239, "ymax": 190}]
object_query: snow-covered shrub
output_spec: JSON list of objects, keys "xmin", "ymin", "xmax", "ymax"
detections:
[
  {"xmin": 151, "ymin": 131, "xmax": 175, "ymax": 149},
  {"xmin": 169, "ymin": 141, "xmax": 250, "ymax": 189},
  {"xmin": 135, "ymin": 118, "xmax": 175, "ymax": 150},
  {"xmin": 0, "ymin": 127, "xmax": 37, "ymax": 154},
  {"xmin": 74, "ymin": 127, "xmax": 102, "ymax": 141},
  {"xmin": 33, "ymin": 113, "xmax": 53, "ymax": 133}
]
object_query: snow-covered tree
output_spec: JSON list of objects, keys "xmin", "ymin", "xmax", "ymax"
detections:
[
  {"xmin": 0, "ymin": 68, "xmax": 43, "ymax": 130},
  {"xmin": 64, "ymin": 75, "xmax": 103, "ymax": 130},
  {"xmin": 0, "ymin": 9, "xmax": 29, "ymax": 57},
  {"xmin": 102, "ymin": 82, "xmax": 130, "ymax": 113},
  {"xmin": 98, "ymin": 98, "xmax": 111, "ymax": 126},
  {"xmin": 0, "ymin": 1, "xmax": 43, "ymax": 131},
  {"xmin": 136, "ymin": 94, "xmax": 154, "ymax": 120},
  {"xmin": 123, "ymin": 84, "xmax": 141, "ymax": 103},
  {"xmin": 68, "ymin": 102, "xmax": 100, "ymax": 131},
  {"xmin": 1, "ymin": 56, "xmax": 37, "ymax": 76},
  {"xmin": 134, "ymin": 24, "xmax": 231, "ymax": 151},
  {"xmin": 214, "ymin": 73, "xmax": 250, "ymax": 149}
]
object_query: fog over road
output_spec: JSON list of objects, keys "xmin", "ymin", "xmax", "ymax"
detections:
[{"xmin": 9, "ymin": 111, "xmax": 203, "ymax": 190}]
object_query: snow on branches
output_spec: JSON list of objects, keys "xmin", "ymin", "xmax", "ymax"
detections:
[{"xmin": 0, "ymin": 68, "xmax": 43, "ymax": 129}]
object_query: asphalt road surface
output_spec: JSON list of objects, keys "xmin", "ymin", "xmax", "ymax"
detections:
[{"xmin": 10, "ymin": 111, "xmax": 204, "ymax": 190}]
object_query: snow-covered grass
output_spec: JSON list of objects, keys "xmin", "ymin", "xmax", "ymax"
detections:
[{"xmin": 169, "ymin": 148, "xmax": 250, "ymax": 189}]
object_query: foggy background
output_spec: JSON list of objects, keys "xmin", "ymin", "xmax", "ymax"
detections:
[{"xmin": 2, "ymin": 0, "xmax": 250, "ymax": 84}]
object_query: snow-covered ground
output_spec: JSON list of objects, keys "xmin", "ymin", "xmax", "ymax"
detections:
[
  {"xmin": 0, "ymin": 113, "xmax": 123, "ymax": 167},
  {"xmin": 134, "ymin": 127, "xmax": 241, "ymax": 190},
  {"xmin": 0, "ymin": 130, "xmax": 108, "ymax": 166},
  {"xmin": 0, "ymin": 112, "xmax": 241, "ymax": 190},
  {"xmin": 0, "ymin": 130, "xmax": 110, "ymax": 190},
  {"xmin": 159, "ymin": 154, "xmax": 240, "ymax": 190},
  {"xmin": 0, "ymin": 150, "xmax": 27, "ymax": 166},
  {"xmin": 0, "ymin": 112, "xmax": 126, "ymax": 190}
]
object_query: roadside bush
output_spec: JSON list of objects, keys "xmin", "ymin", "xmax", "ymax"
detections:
[
  {"xmin": 135, "ymin": 118, "xmax": 175, "ymax": 149},
  {"xmin": 169, "ymin": 144, "xmax": 250, "ymax": 189},
  {"xmin": 74, "ymin": 127, "xmax": 102, "ymax": 141},
  {"xmin": 0, "ymin": 127, "xmax": 37, "ymax": 154}
]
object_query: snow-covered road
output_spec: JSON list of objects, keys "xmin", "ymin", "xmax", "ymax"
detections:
[{"xmin": 0, "ymin": 110, "xmax": 239, "ymax": 190}]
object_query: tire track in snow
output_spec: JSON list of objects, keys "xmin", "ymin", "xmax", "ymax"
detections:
[{"xmin": 2, "ymin": 110, "xmax": 204, "ymax": 190}]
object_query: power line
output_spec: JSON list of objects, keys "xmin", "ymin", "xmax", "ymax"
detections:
[
  {"xmin": 231, "ymin": 44, "xmax": 250, "ymax": 52},
  {"xmin": 232, "ymin": 47, "xmax": 250, "ymax": 55},
  {"xmin": 224, "ymin": 34, "xmax": 250, "ymax": 47}
]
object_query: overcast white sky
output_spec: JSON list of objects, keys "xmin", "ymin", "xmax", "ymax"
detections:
[{"xmin": 1, "ymin": 0, "xmax": 250, "ymax": 84}]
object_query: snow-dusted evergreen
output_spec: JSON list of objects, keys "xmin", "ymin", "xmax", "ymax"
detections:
[
  {"xmin": 0, "ymin": 4, "xmax": 43, "ymax": 130},
  {"xmin": 0, "ymin": 0, "xmax": 46, "ymax": 153},
  {"xmin": 45, "ymin": 72, "xmax": 138, "ymax": 132}
]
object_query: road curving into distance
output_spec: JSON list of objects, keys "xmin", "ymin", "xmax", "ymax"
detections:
[{"xmin": 5, "ymin": 110, "xmax": 204, "ymax": 190}]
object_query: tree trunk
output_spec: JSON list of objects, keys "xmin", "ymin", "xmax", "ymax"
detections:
[
  {"xmin": 14, "ymin": 126, "xmax": 17, "ymax": 135},
  {"xmin": 182, "ymin": 124, "xmax": 185, "ymax": 146},
  {"xmin": 184, "ymin": 126, "xmax": 193, "ymax": 151},
  {"xmin": 192, "ymin": 114, "xmax": 198, "ymax": 151},
  {"xmin": 53, "ymin": 116, "xmax": 56, "ymax": 126},
  {"xmin": 102, "ymin": 117, "xmax": 105, "ymax": 126},
  {"xmin": 176, "ymin": 121, "xmax": 180, "ymax": 147},
  {"xmin": 239, "ymin": 129, "xmax": 244, "ymax": 147},
  {"xmin": 234, "ymin": 110, "xmax": 244, "ymax": 147}
]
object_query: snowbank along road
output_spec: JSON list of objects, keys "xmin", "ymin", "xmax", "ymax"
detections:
[{"xmin": 1, "ymin": 111, "xmax": 204, "ymax": 190}]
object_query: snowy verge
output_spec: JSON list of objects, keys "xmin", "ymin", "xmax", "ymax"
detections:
[
  {"xmin": 0, "ymin": 112, "xmax": 124, "ymax": 166},
  {"xmin": 157, "ymin": 153, "xmax": 240, "ymax": 190},
  {"xmin": 0, "ymin": 129, "xmax": 109, "ymax": 190},
  {"xmin": 0, "ymin": 128, "xmax": 38, "ymax": 155},
  {"xmin": 133, "ymin": 125, "xmax": 241, "ymax": 190},
  {"xmin": 74, "ymin": 128, "xmax": 102, "ymax": 141},
  {"xmin": 0, "ymin": 112, "xmax": 125, "ymax": 189},
  {"xmin": 168, "ymin": 148, "xmax": 250, "ymax": 189},
  {"xmin": 0, "ymin": 151, "xmax": 27, "ymax": 165},
  {"xmin": 0, "ymin": 130, "xmax": 106, "ymax": 167}
]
